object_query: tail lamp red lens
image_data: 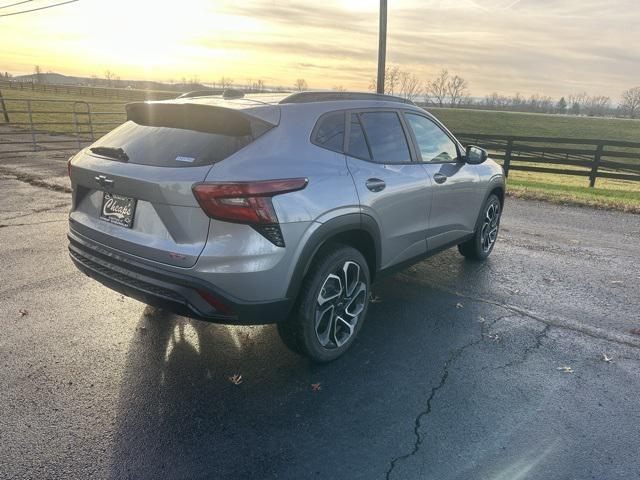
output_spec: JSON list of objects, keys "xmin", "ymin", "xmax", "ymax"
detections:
[{"xmin": 192, "ymin": 178, "xmax": 308, "ymax": 225}]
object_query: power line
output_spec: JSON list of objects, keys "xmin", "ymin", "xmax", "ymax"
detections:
[
  {"xmin": 0, "ymin": 0, "xmax": 78, "ymax": 17},
  {"xmin": 0, "ymin": 0, "xmax": 34, "ymax": 10}
]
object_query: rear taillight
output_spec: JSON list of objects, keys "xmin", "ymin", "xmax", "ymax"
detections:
[{"xmin": 192, "ymin": 178, "xmax": 308, "ymax": 247}]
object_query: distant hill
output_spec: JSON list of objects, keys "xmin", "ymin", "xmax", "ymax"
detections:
[{"xmin": 11, "ymin": 72, "xmax": 206, "ymax": 92}]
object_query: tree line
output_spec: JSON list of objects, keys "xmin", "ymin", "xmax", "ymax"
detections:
[
  {"xmin": 370, "ymin": 66, "xmax": 640, "ymax": 119},
  {"xmin": 9, "ymin": 65, "xmax": 640, "ymax": 119}
]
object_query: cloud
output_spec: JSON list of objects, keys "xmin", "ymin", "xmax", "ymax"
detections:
[{"xmin": 1, "ymin": 0, "xmax": 638, "ymax": 97}]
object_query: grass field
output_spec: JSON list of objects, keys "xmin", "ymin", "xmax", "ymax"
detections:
[
  {"xmin": 428, "ymin": 107, "xmax": 640, "ymax": 143},
  {"xmin": 1, "ymin": 88, "xmax": 127, "ymax": 137},
  {"xmin": 2, "ymin": 88, "xmax": 639, "ymax": 212}
]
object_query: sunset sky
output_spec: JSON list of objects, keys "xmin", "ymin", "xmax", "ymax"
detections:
[{"xmin": 1, "ymin": 0, "xmax": 639, "ymax": 98}]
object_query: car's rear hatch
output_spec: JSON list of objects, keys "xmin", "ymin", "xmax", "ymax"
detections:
[{"xmin": 69, "ymin": 98, "xmax": 279, "ymax": 268}]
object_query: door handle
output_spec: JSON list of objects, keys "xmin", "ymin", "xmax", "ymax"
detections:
[
  {"xmin": 365, "ymin": 178, "xmax": 386, "ymax": 192},
  {"xmin": 433, "ymin": 173, "xmax": 447, "ymax": 184}
]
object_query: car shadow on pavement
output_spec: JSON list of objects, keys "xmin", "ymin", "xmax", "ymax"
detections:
[{"xmin": 107, "ymin": 264, "xmax": 496, "ymax": 479}]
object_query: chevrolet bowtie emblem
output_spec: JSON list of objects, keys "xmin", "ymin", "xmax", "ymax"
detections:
[{"xmin": 94, "ymin": 175, "xmax": 114, "ymax": 188}]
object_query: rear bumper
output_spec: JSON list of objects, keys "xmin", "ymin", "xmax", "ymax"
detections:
[{"xmin": 68, "ymin": 229, "xmax": 292, "ymax": 325}]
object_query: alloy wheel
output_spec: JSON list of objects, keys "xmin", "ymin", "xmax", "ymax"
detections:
[
  {"xmin": 315, "ymin": 260, "xmax": 367, "ymax": 349},
  {"xmin": 481, "ymin": 200, "xmax": 501, "ymax": 253}
]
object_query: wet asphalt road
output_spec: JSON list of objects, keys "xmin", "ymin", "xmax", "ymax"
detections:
[{"xmin": 1, "ymin": 173, "xmax": 640, "ymax": 480}]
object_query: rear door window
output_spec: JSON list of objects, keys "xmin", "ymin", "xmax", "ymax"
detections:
[
  {"xmin": 358, "ymin": 111, "xmax": 411, "ymax": 164},
  {"xmin": 313, "ymin": 112, "xmax": 345, "ymax": 152}
]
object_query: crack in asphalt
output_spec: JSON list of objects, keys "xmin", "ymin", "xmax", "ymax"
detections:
[
  {"xmin": 384, "ymin": 314, "xmax": 502, "ymax": 480},
  {"xmin": 491, "ymin": 324, "xmax": 552, "ymax": 371},
  {"xmin": 384, "ymin": 342, "xmax": 474, "ymax": 480}
]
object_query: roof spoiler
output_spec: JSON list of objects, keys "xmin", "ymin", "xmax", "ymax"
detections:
[{"xmin": 125, "ymin": 102, "xmax": 272, "ymax": 137}]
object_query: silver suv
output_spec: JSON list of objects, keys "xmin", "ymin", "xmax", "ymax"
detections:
[{"xmin": 68, "ymin": 91, "xmax": 505, "ymax": 361}]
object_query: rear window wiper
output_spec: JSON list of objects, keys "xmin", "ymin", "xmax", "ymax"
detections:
[{"xmin": 89, "ymin": 146, "xmax": 129, "ymax": 162}]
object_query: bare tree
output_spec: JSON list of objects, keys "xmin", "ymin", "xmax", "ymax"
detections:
[
  {"xmin": 425, "ymin": 69, "xmax": 450, "ymax": 107},
  {"xmin": 219, "ymin": 76, "xmax": 234, "ymax": 89},
  {"xmin": 385, "ymin": 65, "xmax": 401, "ymax": 95},
  {"xmin": 585, "ymin": 95, "xmax": 610, "ymax": 116},
  {"xmin": 33, "ymin": 65, "xmax": 42, "ymax": 84},
  {"xmin": 254, "ymin": 79, "xmax": 265, "ymax": 92},
  {"xmin": 294, "ymin": 78, "xmax": 308, "ymax": 91},
  {"xmin": 368, "ymin": 65, "xmax": 402, "ymax": 95},
  {"xmin": 332, "ymin": 85, "xmax": 347, "ymax": 92},
  {"xmin": 447, "ymin": 74, "xmax": 469, "ymax": 107},
  {"xmin": 528, "ymin": 94, "xmax": 554, "ymax": 113},
  {"xmin": 104, "ymin": 70, "xmax": 115, "ymax": 87},
  {"xmin": 568, "ymin": 92, "xmax": 588, "ymax": 115},
  {"xmin": 399, "ymin": 71, "xmax": 422, "ymax": 101},
  {"xmin": 621, "ymin": 87, "xmax": 640, "ymax": 118}
]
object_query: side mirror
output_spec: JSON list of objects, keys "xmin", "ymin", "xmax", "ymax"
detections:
[{"xmin": 465, "ymin": 145, "xmax": 488, "ymax": 164}]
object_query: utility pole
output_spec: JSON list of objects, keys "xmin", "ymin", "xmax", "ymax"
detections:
[{"xmin": 376, "ymin": 0, "xmax": 387, "ymax": 94}]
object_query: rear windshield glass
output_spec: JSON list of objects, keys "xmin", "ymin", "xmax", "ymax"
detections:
[{"xmin": 90, "ymin": 120, "xmax": 259, "ymax": 168}]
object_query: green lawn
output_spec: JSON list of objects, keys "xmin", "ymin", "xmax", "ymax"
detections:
[
  {"xmin": 427, "ymin": 107, "xmax": 640, "ymax": 142},
  {"xmin": 1, "ymin": 88, "xmax": 128, "ymax": 136},
  {"xmin": 506, "ymin": 170, "xmax": 640, "ymax": 213}
]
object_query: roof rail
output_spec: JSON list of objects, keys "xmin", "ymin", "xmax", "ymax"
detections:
[{"xmin": 279, "ymin": 91, "xmax": 415, "ymax": 105}]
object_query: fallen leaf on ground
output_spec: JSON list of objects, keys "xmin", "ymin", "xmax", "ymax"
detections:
[
  {"xmin": 478, "ymin": 316, "xmax": 486, "ymax": 323},
  {"xmin": 456, "ymin": 302, "xmax": 464, "ymax": 309},
  {"xmin": 486, "ymin": 333, "xmax": 500, "ymax": 342},
  {"xmin": 557, "ymin": 366, "xmax": 573, "ymax": 373},
  {"xmin": 629, "ymin": 328, "xmax": 640, "ymax": 336},
  {"xmin": 610, "ymin": 280, "xmax": 623, "ymax": 285},
  {"xmin": 311, "ymin": 383, "xmax": 322, "ymax": 392},
  {"xmin": 601, "ymin": 353, "xmax": 613, "ymax": 363},
  {"xmin": 18, "ymin": 309, "xmax": 28, "ymax": 317},
  {"xmin": 228, "ymin": 374, "xmax": 243, "ymax": 385}
]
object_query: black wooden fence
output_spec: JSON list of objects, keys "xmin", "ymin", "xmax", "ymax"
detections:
[{"xmin": 456, "ymin": 133, "xmax": 640, "ymax": 186}]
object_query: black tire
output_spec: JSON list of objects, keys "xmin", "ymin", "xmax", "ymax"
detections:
[
  {"xmin": 458, "ymin": 194, "xmax": 502, "ymax": 261},
  {"xmin": 277, "ymin": 243, "xmax": 371, "ymax": 362}
]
